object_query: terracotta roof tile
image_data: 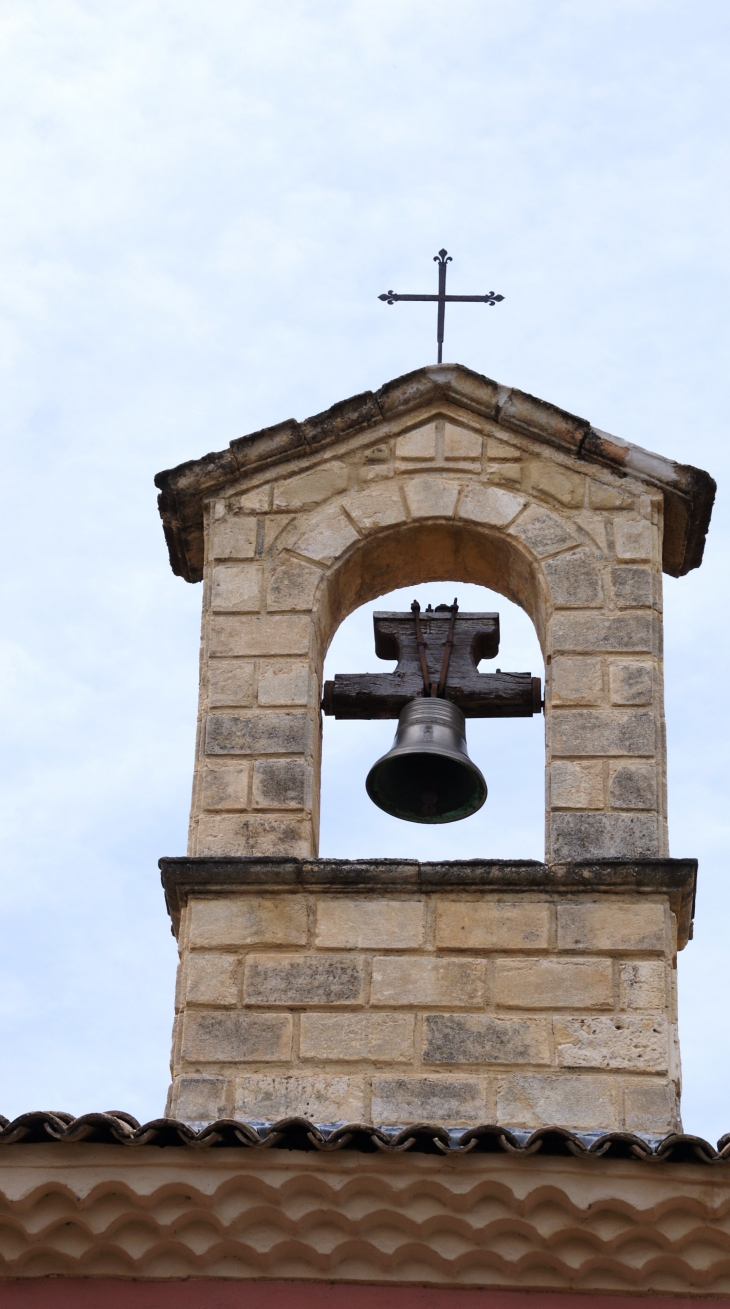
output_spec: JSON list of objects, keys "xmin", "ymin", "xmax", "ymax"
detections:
[{"xmin": 0, "ymin": 1111, "xmax": 726, "ymax": 1163}]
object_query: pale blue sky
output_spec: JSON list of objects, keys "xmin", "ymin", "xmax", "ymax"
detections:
[{"xmin": 1, "ymin": 0, "xmax": 728, "ymax": 1137}]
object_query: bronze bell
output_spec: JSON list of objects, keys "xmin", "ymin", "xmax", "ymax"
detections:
[{"xmin": 365, "ymin": 698, "xmax": 487, "ymax": 824}]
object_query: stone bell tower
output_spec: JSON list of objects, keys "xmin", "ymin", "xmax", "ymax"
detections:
[{"xmin": 156, "ymin": 363, "xmax": 713, "ymax": 1137}]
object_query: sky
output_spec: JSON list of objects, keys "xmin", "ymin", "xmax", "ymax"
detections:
[{"xmin": 1, "ymin": 0, "xmax": 729, "ymax": 1138}]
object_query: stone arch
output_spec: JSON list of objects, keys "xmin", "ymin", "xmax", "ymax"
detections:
[
  {"xmin": 279, "ymin": 478, "xmax": 594, "ymax": 657},
  {"xmin": 314, "ymin": 518, "xmax": 545, "ymax": 661},
  {"xmin": 193, "ymin": 443, "xmax": 666, "ymax": 865}
]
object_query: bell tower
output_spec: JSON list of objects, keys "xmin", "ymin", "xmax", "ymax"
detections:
[{"xmin": 157, "ymin": 363, "xmax": 713, "ymax": 1137}]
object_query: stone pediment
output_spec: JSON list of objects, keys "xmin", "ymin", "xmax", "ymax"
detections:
[{"xmin": 155, "ymin": 363, "xmax": 715, "ymax": 583}]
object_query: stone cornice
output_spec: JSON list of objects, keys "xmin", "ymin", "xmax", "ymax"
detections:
[
  {"xmin": 154, "ymin": 363, "xmax": 716, "ymax": 583},
  {"xmin": 159, "ymin": 856, "xmax": 697, "ymax": 949},
  {"xmin": 3, "ymin": 1142, "xmax": 730, "ymax": 1293}
]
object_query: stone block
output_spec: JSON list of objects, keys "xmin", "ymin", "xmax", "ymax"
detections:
[
  {"xmin": 554, "ymin": 1014, "xmax": 668, "ymax": 1072},
  {"xmin": 542, "ymin": 549, "xmax": 603, "ymax": 607},
  {"xmin": 457, "ymin": 484, "xmax": 525, "ymax": 528},
  {"xmin": 208, "ymin": 660, "xmax": 256, "ymax": 708},
  {"xmin": 549, "ymin": 813, "xmax": 659, "ymax": 861},
  {"xmin": 252, "ymin": 759, "xmax": 312, "ymax": 809},
  {"xmin": 550, "ymin": 657, "xmax": 603, "ymax": 706},
  {"xmin": 185, "ymin": 953, "xmax": 239, "ymax": 1006},
  {"xmin": 557, "ymin": 901, "xmax": 666, "ymax": 953},
  {"xmin": 497, "ymin": 1074, "xmax": 616, "ymax": 1130},
  {"xmin": 589, "ymin": 481, "xmax": 632, "ymax": 510},
  {"xmin": 372, "ymin": 1076, "xmax": 485, "ymax": 1125},
  {"xmin": 444, "ymin": 423, "xmax": 482, "ymax": 460},
  {"xmin": 552, "ymin": 612, "xmax": 653, "ymax": 654},
  {"xmin": 550, "ymin": 760, "xmax": 604, "ymax": 809},
  {"xmin": 360, "ymin": 464, "xmax": 393, "ymax": 483},
  {"xmin": 267, "ymin": 558, "xmax": 324, "ymax": 611},
  {"xmin": 361, "ymin": 466, "xmax": 395, "ymax": 486},
  {"xmin": 624, "ymin": 1079, "xmax": 677, "ymax": 1133},
  {"xmin": 234, "ymin": 1075, "xmax": 365, "ymax": 1124},
  {"xmin": 200, "ymin": 763, "xmax": 250, "ymax": 810},
  {"xmin": 371, "ymin": 957, "xmax": 486, "ymax": 1008},
  {"xmin": 257, "ymin": 661, "xmax": 310, "ymax": 707},
  {"xmin": 395, "ymin": 424, "xmax": 436, "ymax": 460},
  {"xmin": 423, "ymin": 1014, "xmax": 550, "ymax": 1065},
  {"xmin": 239, "ymin": 486, "xmax": 271, "ymax": 512},
  {"xmin": 435, "ymin": 900, "xmax": 550, "ymax": 951},
  {"xmin": 550, "ymin": 709, "xmax": 655, "ymax": 756},
  {"xmin": 195, "ymin": 813, "xmax": 312, "ymax": 858},
  {"xmin": 181, "ymin": 1011, "xmax": 292, "ymax": 1063},
  {"xmin": 262, "ymin": 514, "xmax": 294, "ymax": 552},
  {"xmin": 292, "ymin": 505, "xmax": 361, "ymax": 564},
  {"xmin": 210, "ymin": 564, "xmax": 262, "ymax": 613},
  {"xmin": 173, "ymin": 1075, "xmax": 229, "ymax": 1124},
  {"xmin": 300, "ymin": 1013, "xmax": 415, "ymax": 1062},
  {"xmin": 210, "ymin": 516, "xmax": 257, "ymax": 560},
  {"xmin": 609, "ymin": 763, "xmax": 658, "ymax": 810},
  {"xmin": 205, "ymin": 712, "xmax": 311, "ymax": 756},
  {"xmin": 363, "ymin": 443, "xmax": 390, "ymax": 464},
  {"xmin": 611, "ymin": 566, "xmax": 654, "ymax": 608},
  {"xmin": 244, "ymin": 954, "xmax": 365, "ymax": 1006},
  {"xmin": 614, "ymin": 518, "xmax": 653, "ymax": 561},
  {"xmin": 273, "ymin": 463, "xmax": 349, "ymax": 510},
  {"xmin": 486, "ymin": 436, "xmax": 521, "ymax": 458},
  {"xmin": 209, "ymin": 614, "xmax": 310, "ymax": 657},
  {"xmin": 575, "ymin": 509, "xmax": 608, "ymax": 554},
  {"xmin": 490, "ymin": 463, "xmax": 522, "ymax": 485},
  {"xmin": 508, "ymin": 505, "xmax": 578, "ymax": 557},
  {"xmin": 343, "ymin": 483, "xmax": 407, "ymax": 532},
  {"xmin": 620, "ymin": 961, "xmax": 667, "ymax": 1010},
  {"xmin": 189, "ymin": 897, "xmax": 308, "ymax": 948},
  {"xmin": 530, "ymin": 463, "xmax": 585, "ymax": 508},
  {"xmin": 494, "ymin": 958, "xmax": 613, "ymax": 1009},
  {"xmin": 315, "ymin": 898, "xmax": 424, "ymax": 949},
  {"xmin": 404, "ymin": 475, "xmax": 460, "ymax": 519},
  {"xmin": 609, "ymin": 661, "xmax": 654, "ymax": 705}
]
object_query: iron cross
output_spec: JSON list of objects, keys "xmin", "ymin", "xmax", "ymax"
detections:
[{"xmin": 379, "ymin": 249, "xmax": 504, "ymax": 363}]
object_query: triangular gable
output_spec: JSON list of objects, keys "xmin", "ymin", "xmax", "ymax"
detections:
[{"xmin": 155, "ymin": 363, "xmax": 715, "ymax": 583}]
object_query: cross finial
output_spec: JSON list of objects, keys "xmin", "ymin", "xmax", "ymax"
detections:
[{"xmin": 379, "ymin": 249, "xmax": 504, "ymax": 363}]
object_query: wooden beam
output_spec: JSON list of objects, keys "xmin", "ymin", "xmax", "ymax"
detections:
[{"xmin": 322, "ymin": 609, "xmax": 541, "ymax": 719}]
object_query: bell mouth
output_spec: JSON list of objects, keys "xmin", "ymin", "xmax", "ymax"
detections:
[{"xmin": 365, "ymin": 698, "xmax": 487, "ymax": 825}]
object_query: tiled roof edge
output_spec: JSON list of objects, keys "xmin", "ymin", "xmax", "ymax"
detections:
[{"xmin": 0, "ymin": 1112, "xmax": 726, "ymax": 1163}]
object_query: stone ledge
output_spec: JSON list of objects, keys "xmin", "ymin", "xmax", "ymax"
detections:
[{"xmin": 160, "ymin": 856, "xmax": 697, "ymax": 949}]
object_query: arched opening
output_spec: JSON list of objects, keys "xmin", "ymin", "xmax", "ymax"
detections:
[
  {"xmin": 315, "ymin": 521, "xmax": 546, "ymax": 860},
  {"xmin": 314, "ymin": 520, "xmax": 548, "ymax": 660}
]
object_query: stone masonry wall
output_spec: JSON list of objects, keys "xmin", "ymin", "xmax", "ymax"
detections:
[
  {"xmin": 187, "ymin": 408, "xmax": 667, "ymax": 864},
  {"xmin": 168, "ymin": 886, "xmax": 680, "ymax": 1134}
]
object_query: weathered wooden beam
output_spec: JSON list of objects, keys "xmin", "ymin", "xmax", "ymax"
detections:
[
  {"xmin": 372, "ymin": 610, "xmax": 500, "ymax": 663},
  {"xmin": 322, "ymin": 608, "xmax": 542, "ymax": 719},
  {"xmin": 322, "ymin": 670, "xmax": 542, "ymax": 719}
]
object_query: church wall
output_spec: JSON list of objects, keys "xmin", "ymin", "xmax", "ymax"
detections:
[{"xmin": 167, "ymin": 874, "xmax": 680, "ymax": 1134}]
